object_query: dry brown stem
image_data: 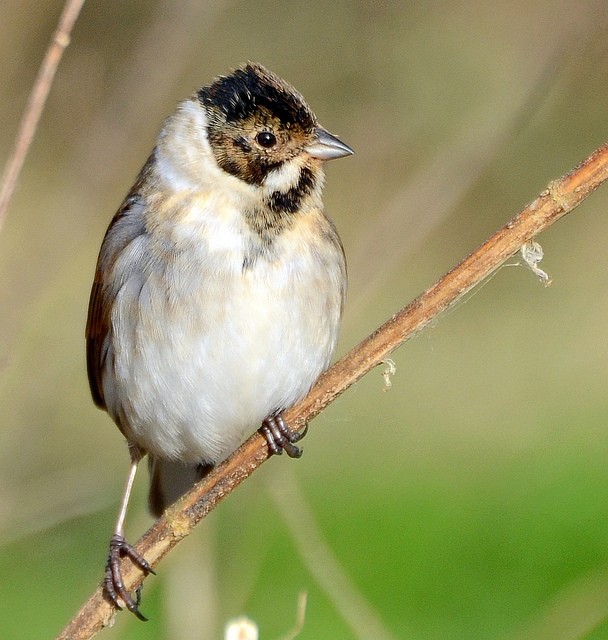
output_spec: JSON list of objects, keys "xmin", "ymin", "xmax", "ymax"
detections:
[
  {"xmin": 55, "ymin": 141, "xmax": 608, "ymax": 639},
  {"xmin": 0, "ymin": 0, "xmax": 86, "ymax": 233}
]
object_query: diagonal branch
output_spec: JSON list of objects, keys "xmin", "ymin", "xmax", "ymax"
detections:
[
  {"xmin": 55, "ymin": 140, "xmax": 608, "ymax": 640},
  {"xmin": 0, "ymin": 0, "xmax": 86, "ymax": 233}
]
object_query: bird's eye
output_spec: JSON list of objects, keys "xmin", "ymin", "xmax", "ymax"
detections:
[{"xmin": 256, "ymin": 131, "xmax": 277, "ymax": 148}]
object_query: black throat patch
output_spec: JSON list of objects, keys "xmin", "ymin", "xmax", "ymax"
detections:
[
  {"xmin": 241, "ymin": 165, "xmax": 317, "ymax": 270},
  {"xmin": 266, "ymin": 166, "xmax": 315, "ymax": 215}
]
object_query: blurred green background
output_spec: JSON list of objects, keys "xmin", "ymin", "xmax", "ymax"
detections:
[{"xmin": 2, "ymin": 1, "xmax": 608, "ymax": 638}]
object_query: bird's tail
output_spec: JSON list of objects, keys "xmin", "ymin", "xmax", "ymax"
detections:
[{"xmin": 148, "ymin": 457, "xmax": 213, "ymax": 518}]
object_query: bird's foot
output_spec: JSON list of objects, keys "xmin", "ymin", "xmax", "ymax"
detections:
[
  {"xmin": 104, "ymin": 533, "xmax": 155, "ymax": 621},
  {"xmin": 259, "ymin": 412, "xmax": 308, "ymax": 458}
]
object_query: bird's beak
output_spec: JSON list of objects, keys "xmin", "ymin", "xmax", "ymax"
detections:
[{"xmin": 306, "ymin": 127, "xmax": 354, "ymax": 161}]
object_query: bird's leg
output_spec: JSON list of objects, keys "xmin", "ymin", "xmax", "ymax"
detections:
[
  {"xmin": 259, "ymin": 412, "xmax": 308, "ymax": 458},
  {"xmin": 103, "ymin": 449, "xmax": 155, "ymax": 621}
]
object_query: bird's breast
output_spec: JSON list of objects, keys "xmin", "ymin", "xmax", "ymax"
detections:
[{"xmin": 107, "ymin": 199, "xmax": 345, "ymax": 464}]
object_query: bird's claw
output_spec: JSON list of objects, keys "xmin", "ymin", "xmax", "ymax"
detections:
[
  {"xmin": 104, "ymin": 533, "xmax": 155, "ymax": 621},
  {"xmin": 259, "ymin": 413, "xmax": 308, "ymax": 458}
]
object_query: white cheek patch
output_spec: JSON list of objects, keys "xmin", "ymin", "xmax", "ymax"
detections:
[
  {"xmin": 156, "ymin": 100, "xmax": 257, "ymax": 205},
  {"xmin": 264, "ymin": 160, "xmax": 302, "ymax": 192},
  {"xmin": 155, "ymin": 148, "xmax": 197, "ymax": 192}
]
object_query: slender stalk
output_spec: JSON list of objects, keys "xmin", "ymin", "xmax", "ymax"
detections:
[{"xmin": 0, "ymin": 0, "xmax": 86, "ymax": 233}]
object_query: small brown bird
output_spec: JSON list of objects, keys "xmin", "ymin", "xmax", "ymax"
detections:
[{"xmin": 86, "ymin": 62, "xmax": 353, "ymax": 618}]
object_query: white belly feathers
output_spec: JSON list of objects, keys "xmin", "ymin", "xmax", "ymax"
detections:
[{"xmin": 103, "ymin": 200, "xmax": 343, "ymax": 464}]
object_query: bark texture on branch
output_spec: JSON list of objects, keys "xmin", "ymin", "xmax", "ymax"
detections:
[{"xmin": 56, "ymin": 141, "xmax": 608, "ymax": 640}]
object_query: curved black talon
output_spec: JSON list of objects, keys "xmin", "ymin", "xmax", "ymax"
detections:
[
  {"xmin": 259, "ymin": 413, "xmax": 307, "ymax": 458},
  {"xmin": 104, "ymin": 533, "xmax": 155, "ymax": 621}
]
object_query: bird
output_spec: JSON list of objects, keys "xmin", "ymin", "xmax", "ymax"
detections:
[{"xmin": 85, "ymin": 62, "xmax": 353, "ymax": 619}]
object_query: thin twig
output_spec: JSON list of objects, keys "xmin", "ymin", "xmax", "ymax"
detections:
[
  {"xmin": 55, "ymin": 140, "xmax": 608, "ymax": 640},
  {"xmin": 267, "ymin": 468, "xmax": 397, "ymax": 640},
  {"xmin": 0, "ymin": 0, "xmax": 86, "ymax": 233}
]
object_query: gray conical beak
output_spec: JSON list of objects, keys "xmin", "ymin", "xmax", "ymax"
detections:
[{"xmin": 306, "ymin": 127, "xmax": 354, "ymax": 161}]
